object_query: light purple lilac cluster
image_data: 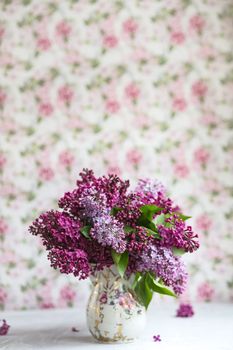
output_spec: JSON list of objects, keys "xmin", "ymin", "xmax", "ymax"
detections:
[
  {"xmin": 90, "ymin": 216, "xmax": 126, "ymax": 253},
  {"xmin": 135, "ymin": 178, "xmax": 166, "ymax": 201},
  {"xmin": 136, "ymin": 245, "xmax": 188, "ymax": 294},
  {"xmin": 29, "ymin": 169, "xmax": 199, "ymax": 296}
]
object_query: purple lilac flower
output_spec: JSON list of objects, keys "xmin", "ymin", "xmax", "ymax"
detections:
[
  {"xmin": 29, "ymin": 211, "xmax": 81, "ymax": 249},
  {"xmin": 48, "ymin": 248, "xmax": 90, "ymax": 279},
  {"xmin": 59, "ymin": 169, "xmax": 130, "ymax": 219},
  {"xmin": 176, "ymin": 303, "xmax": 194, "ymax": 317},
  {"xmin": 79, "ymin": 195, "xmax": 109, "ymax": 223},
  {"xmin": 100, "ymin": 173, "xmax": 130, "ymax": 208},
  {"xmin": 127, "ymin": 226, "xmax": 153, "ymax": 253},
  {"xmin": 90, "ymin": 215, "xmax": 126, "ymax": 253},
  {"xmin": 135, "ymin": 178, "xmax": 166, "ymax": 199},
  {"xmin": 153, "ymin": 335, "xmax": 161, "ymax": 342},
  {"xmin": 0, "ymin": 320, "xmax": 10, "ymax": 336},
  {"xmin": 158, "ymin": 220, "xmax": 199, "ymax": 253},
  {"xmin": 78, "ymin": 235, "xmax": 113, "ymax": 271},
  {"xmin": 114, "ymin": 193, "xmax": 142, "ymax": 227},
  {"xmin": 137, "ymin": 245, "xmax": 188, "ymax": 295}
]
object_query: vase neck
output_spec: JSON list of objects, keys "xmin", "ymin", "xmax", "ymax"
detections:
[{"xmin": 90, "ymin": 265, "xmax": 122, "ymax": 285}]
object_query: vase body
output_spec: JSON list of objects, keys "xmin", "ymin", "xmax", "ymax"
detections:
[{"xmin": 86, "ymin": 265, "xmax": 146, "ymax": 343}]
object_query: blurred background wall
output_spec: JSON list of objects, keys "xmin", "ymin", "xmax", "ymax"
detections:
[{"xmin": 0, "ymin": 0, "xmax": 232, "ymax": 310}]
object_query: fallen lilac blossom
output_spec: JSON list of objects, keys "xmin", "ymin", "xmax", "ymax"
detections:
[
  {"xmin": 153, "ymin": 334, "xmax": 161, "ymax": 342},
  {"xmin": 176, "ymin": 303, "xmax": 194, "ymax": 317},
  {"xmin": 71, "ymin": 327, "xmax": 80, "ymax": 332},
  {"xmin": 0, "ymin": 319, "xmax": 10, "ymax": 336}
]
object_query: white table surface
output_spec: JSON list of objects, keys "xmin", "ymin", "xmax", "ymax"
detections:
[{"xmin": 0, "ymin": 303, "xmax": 232, "ymax": 350}]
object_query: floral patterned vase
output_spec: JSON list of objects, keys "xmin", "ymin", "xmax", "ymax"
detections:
[{"xmin": 86, "ymin": 265, "xmax": 146, "ymax": 343}]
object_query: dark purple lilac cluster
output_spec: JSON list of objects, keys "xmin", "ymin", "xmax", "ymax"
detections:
[
  {"xmin": 29, "ymin": 169, "xmax": 199, "ymax": 299},
  {"xmin": 158, "ymin": 220, "xmax": 199, "ymax": 253}
]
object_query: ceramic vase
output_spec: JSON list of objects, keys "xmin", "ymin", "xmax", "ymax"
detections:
[{"xmin": 86, "ymin": 265, "xmax": 146, "ymax": 343}]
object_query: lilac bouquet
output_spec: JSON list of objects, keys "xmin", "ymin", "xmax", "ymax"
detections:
[{"xmin": 29, "ymin": 169, "xmax": 199, "ymax": 308}]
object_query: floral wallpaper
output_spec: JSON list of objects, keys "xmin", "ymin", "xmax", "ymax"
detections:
[{"xmin": 0, "ymin": 0, "xmax": 233, "ymax": 310}]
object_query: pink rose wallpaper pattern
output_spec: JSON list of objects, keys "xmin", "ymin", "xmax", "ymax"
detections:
[{"xmin": 0, "ymin": 0, "xmax": 233, "ymax": 310}]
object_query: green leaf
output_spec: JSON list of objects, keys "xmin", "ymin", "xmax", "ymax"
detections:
[
  {"xmin": 138, "ymin": 205, "xmax": 164, "ymax": 233},
  {"xmin": 111, "ymin": 250, "xmax": 129, "ymax": 278},
  {"xmin": 80, "ymin": 225, "xmax": 91, "ymax": 239},
  {"xmin": 143, "ymin": 278, "xmax": 153, "ymax": 309},
  {"xmin": 146, "ymin": 228, "xmax": 160, "ymax": 239},
  {"xmin": 132, "ymin": 272, "xmax": 141, "ymax": 290},
  {"xmin": 172, "ymin": 247, "xmax": 186, "ymax": 256},
  {"xmin": 110, "ymin": 207, "xmax": 122, "ymax": 216},
  {"xmin": 139, "ymin": 205, "xmax": 163, "ymax": 221},
  {"xmin": 147, "ymin": 274, "xmax": 176, "ymax": 297},
  {"xmin": 153, "ymin": 213, "xmax": 175, "ymax": 228},
  {"xmin": 111, "ymin": 249, "xmax": 121, "ymax": 264},
  {"xmin": 177, "ymin": 213, "xmax": 192, "ymax": 221},
  {"xmin": 134, "ymin": 274, "xmax": 153, "ymax": 309},
  {"xmin": 153, "ymin": 213, "xmax": 165, "ymax": 226},
  {"xmin": 117, "ymin": 251, "xmax": 129, "ymax": 278},
  {"xmin": 124, "ymin": 225, "xmax": 135, "ymax": 233},
  {"xmin": 137, "ymin": 215, "xmax": 156, "ymax": 231}
]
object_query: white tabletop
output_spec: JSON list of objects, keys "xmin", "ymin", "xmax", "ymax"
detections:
[{"xmin": 0, "ymin": 303, "xmax": 232, "ymax": 350}]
